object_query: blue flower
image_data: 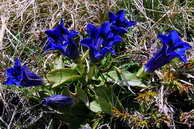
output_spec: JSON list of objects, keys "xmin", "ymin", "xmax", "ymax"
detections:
[
  {"xmin": 45, "ymin": 20, "xmax": 79, "ymax": 60},
  {"xmin": 145, "ymin": 30, "xmax": 192, "ymax": 72},
  {"xmin": 80, "ymin": 22, "xmax": 122, "ymax": 62},
  {"xmin": 42, "ymin": 95, "xmax": 74, "ymax": 108},
  {"xmin": 108, "ymin": 10, "xmax": 136, "ymax": 34},
  {"xmin": 3, "ymin": 59, "xmax": 43, "ymax": 87}
]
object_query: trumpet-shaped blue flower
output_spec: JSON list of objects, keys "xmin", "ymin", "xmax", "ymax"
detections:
[
  {"xmin": 108, "ymin": 10, "xmax": 136, "ymax": 34},
  {"xmin": 80, "ymin": 22, "xmax": 122, "ymax": 62},
  {"xmin": 145, "ymin": 30, "xmax": 192, "ymax": 72},
  {"xmin": 45, "ymin": 20, "xmax": 79, "ymax": 60},
  {"xmin": 42, "ymin": 95, "xmax": 74, "ymax": 108},
  {"xmin": 3, "ymin": 59, "xmax": 43, "ymax": 87}
]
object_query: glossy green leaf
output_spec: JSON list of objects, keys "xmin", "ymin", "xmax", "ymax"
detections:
[
  {"xmin": 123, "ymin": 79, "xmax": 147, "ymax": 88},
  {"xmin": 92, "ymin": 87, "xmax": 116, "ymax": 114},
  {"xmin": 46, "ymin": 68, "xmax": 81, "ymax": 87},
  {"xmin": 106, "ymin": 68, "xmax": 148, "ymax": 88},
  {"xmin": 89, "ymin": 101, "xmax": 102, "ymax": 113},
  {"xmin": 97, "ymin": 97, "xmax": 112, "ymax": 114}
]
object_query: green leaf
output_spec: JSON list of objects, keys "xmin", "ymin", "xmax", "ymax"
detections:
[
  {"xmin": 95, "ymin": 87, "xmax": 113, "ymax": 103},
  {"xmin": 63, "ymin": 102, "xmax": 93, "ymax": 129},
  {"xmin": 136, "ymin": 66, "xmax": 149, "ymax": 79},
  {"xmin": 46, "ymin": 68, "xmax": 81, "ymax": 87},
  {"xmin": 86, "ymin": 64, "xmax": 97, "ymax": 81},
  {"xmin": 89, "ymin": 101, "xmax": 102, "ymax": 113},
  {"xmin": 106, "ymin": 70, "xmax": 120, "ymax": 81},
  {"xmin": 123, "ymin": 79, "xmax": 147, "ymax": 88},
  {"xmin": 106, "ymin": 69, "xmax": 136, "ymax": 82},
  {"xmin": 106, "ymin": 68, "xmax": 148, "ymax": 88},
  {"xmin": 76, "ymin": 87, "xmax": 89, "ymax": 106},
  {"xmin": 96, "ymin": 97, "xmax": 112, "ymax": 114},
  {"xmin": 92, "ymin": 87, "xmax": 116, "ymax": 114},
  {"xmin": 89, "ymin": 98, "xmax": 112, "ymax": 114},
  {"xmin": 120, "ymin": 70, "xmax": 137, "ymax": 80}
]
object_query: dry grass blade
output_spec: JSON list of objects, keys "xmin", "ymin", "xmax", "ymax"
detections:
[{"xmin": 0, "ymin": 16, "xmax": 8, "ymax": 50}]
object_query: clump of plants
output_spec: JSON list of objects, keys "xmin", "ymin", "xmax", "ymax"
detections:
[{"xmin": 1, "ymin": 9, "xmax": 193, "ymax": 129}]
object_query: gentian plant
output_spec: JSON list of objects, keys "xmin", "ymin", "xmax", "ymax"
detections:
[
  {"xmin": 3, "ymin": 8, "xmax": 192, "ymax": 129},
  {"xmin": 144, "ymin": 30, "xmax": 192, "ymax": 72},
  {"xmin": 3, "ymin": 59, "xmax": 43, "ymax": 87},
  {"xmin": 42, "ymin": 95, "xmax": 74, "ymax": 108},
  {"xmin": 44, "ymin": 20, "xmax": 80, "ymax": 60},
  {"xmin": 81, "ymin": 22, "xmax": 122, "ymax": 62},
  {"xmin": 108, "ymin": 10, "xmax": 136, "ymax": 34}
]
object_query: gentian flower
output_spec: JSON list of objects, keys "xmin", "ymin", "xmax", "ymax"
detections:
[
  {"xmin": 3, "ymin": 59, "xmax": 43, "ymax": 87},
  {"xmin": 108, "ymin": 10, "xmax": 136, "ymax": 34},
  {"xmin": 41, "ymin": 95, "xmax": 74, "ymax": 108},
  {"xmin": 145, "ymin": 30, "xmax": 192, "ymax": 72},
  {"xmin": 80, "ymin": 22, "xmax": 122, "ymax": 62},
  {"xmin": 45, "ymin": 20, "xmax": 79, "ymax": 60}
]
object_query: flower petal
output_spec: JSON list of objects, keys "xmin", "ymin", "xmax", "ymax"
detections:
[
  {"xmin": 44, "ymin": 41, "xmax": 58, "ymax": 51},
  {"xmin": 14, "ymin": 59, "xmax": 21, "ymax": 67},
  {"xmin": 86, "ymin": 24, "xmax": 98, "ymax": 38},
  {"xmin": 69, "ymin": 30, "xmax": 79, "ymax": 38},
  {"xmin": 111, "ymin": 25, "xmax": 128, "ymax": 34},
  {"xmin": 63, "ymin": 40, "xmax": 80, "ymax": 59},
  {"xmin": 80, "ymin": 38, "xmax": 93, "ymax": 48},
  {"xmin": 42, "ymin": 95, "xmax": 74, "ymax": 108},
  {"xmin": 169, "ymin": 30, "xmax": 181, "ymax": 43},
  {"xmin": 125, "ymin": 21, "xmax": 137, "ymax": 27},
  {"xmin": 116, "ymin": 10, "xmax": 125, "ymax": 22},
  {"xmin": 108, "ymin": 12, "xmax": 116, "ymax": 23},
  {"xmin": 99, "ymin": 22, "xmax": 111, "ymax": 35},
  {"xmin": 3, "ymin": 78, "xmax": 16, "ymax": 85}
]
